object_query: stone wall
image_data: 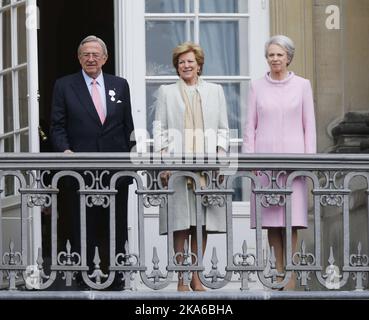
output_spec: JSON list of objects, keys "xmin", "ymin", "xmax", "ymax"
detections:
[
  {"xmin": 314, "ymin": 0, "xmax": 369, "ymax": 152},
  {"xmin": 271, "ymin": 0, "xmax": 369, "ymax": 153}
]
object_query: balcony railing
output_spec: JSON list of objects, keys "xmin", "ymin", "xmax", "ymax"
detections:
[{"xmin": 0, "ymin": 153, "xmax": 369, "ymax": 299}]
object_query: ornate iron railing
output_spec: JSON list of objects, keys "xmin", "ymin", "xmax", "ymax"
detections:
[{"xmin": 0, "ymin": 153, "xmax": 369, "ymax": 295}]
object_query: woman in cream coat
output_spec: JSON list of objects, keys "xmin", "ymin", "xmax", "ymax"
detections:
[{"xmin": 153, "ymin": 42, "xmax": 229, "ymax": 291}]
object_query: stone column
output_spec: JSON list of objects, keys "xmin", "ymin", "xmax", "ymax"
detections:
[
  {"xmin": 269, "ymin": 0, "xmax": 314, "ymax": 84},
  {"xmin": 313, "ymin": 0, "xmax": 345, "ymax": 152}
]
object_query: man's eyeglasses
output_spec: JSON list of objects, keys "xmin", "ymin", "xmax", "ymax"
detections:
[{"xmin": 81, "ymin": 52, "xmax": 104, "ymax": 60}]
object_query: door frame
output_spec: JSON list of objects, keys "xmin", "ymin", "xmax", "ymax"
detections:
[{"xmin": 27, "ymin": 0, "xmax": 41, "ymax": 262}]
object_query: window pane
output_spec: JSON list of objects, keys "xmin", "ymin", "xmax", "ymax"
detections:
[
  {"xmin": 4, "ymin": 135, "xmax": 13, "ymax": 152},
  {"xmin": 2, "ymin": 0, "xmax": 11, "ymax": 7},
  {"xmin": 17, "ymin": 4, "xmax": 27, "ymax": 64},
  {"xmin": 2, "ymin": 9, "xmax": 11, "ymax": 69},
  {"xmin": 146, "ymin": 21, "xmax": 192, "ymax": 76},
  {"xmin": 20, "ymin": 131, "xmax": 29, "ymax": 152},
  {"xmin": 3, "ymin": 136, "xmax": 14, "ymax": 196},
  {"xmin": 145, "ymin": 0, "xmax": 192, "ymax": 13},
  {"xmin": 220, "ymin": 81, "xmax": 249, "ymax": 138},
  {"xmin": 221, "ymin": 81, "xmax": 249, "ymax": 202},
  {"xmin": 201, "ymin": 20, "xmax": 248, "ymax": 76},
  {"xmin": 18, "ymin": 68, "xmax": 28, "ymax": 128},
  {"xmin": 4, "ymin": 176, "xmax": 14, "ymax": 196},
  {"xmin": 200, "ymin": 0, "xmax": 248, "ymax": 13},
  {"xmin": 3, "ymin": 72, "xmax": 14, "ymax": 132}
]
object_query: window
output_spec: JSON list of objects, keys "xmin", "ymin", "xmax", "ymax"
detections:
[
  {"xmin": 0, "ymin": 0, "xmax": 29, "ymax": 196},
  {"xmin": 117, "ymin": 0, "xmax": 269, "ymax": 200},
  {"xmin": 145, "ymin": 0, "xmax": 250, "ymax": 144},
  {"xmin": 144, "ymin": 0, "xmax": 250, "ymax": 200}
]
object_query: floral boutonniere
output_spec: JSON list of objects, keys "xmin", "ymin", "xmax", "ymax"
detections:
[{"xmin": 109, "ymin": 89, "xmax": 116, "ymax": 102}]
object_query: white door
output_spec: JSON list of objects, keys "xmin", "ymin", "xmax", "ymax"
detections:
[
  {"xmin": 115, "ymin": 0, "xmax": 269, "ymax": 284},
  {"xmin": 0, "ymin": 0, "xmax": 40, "ymax": 263}
]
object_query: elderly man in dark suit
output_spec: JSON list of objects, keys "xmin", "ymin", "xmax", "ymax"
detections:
[{"xmin": 50, "ymin": 35, "xmax": 135, "ymax": 289}]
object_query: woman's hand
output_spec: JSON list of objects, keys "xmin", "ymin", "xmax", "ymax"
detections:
[{"xmin": 160, "ymin": 171, "xmax": 171, "ymax": 188}]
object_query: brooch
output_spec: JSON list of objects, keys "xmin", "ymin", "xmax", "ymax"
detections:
[{"xmin": 109, "ymin": 89, "xmax": 116, "ymax": 102}]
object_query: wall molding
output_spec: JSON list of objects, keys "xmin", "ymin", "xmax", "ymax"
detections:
[{"xmin": 269, "ymin": 0, "xmax": 314, "ymax": 87}]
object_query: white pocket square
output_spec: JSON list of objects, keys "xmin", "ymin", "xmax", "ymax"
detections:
[{"xmin": 117, "ymin": 100, "xmax": 122, "ymax": 104}]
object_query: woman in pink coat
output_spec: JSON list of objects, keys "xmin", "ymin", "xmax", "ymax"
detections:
[{"xmin": 242, "ymin": 35, "xmax": 316, "ymax": 290}]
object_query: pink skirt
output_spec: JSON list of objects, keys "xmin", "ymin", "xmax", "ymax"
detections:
[{"xmin": 250, "ymin": 172, "xmax": 308, "ymax": 229}]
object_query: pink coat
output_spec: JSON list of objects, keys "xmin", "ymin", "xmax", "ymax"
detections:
[{"xmin": 242, "ymin": 72, "xmax": 316, "ymax": 228}]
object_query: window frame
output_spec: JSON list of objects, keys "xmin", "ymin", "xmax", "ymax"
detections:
[
  {"xmin": 142, "ymin": 0, "xmax": 266, "ymax": 146},
  {"xmin": 0, "ymin": 0, "xmax": 26, "ymax": 200},
  {"xmin": 0, "ymin": 0, "xmax": 32, "ymax": 152},
  {"xmin": 0, "ymin": 0, "xmax": 41, "ymax": 264}
]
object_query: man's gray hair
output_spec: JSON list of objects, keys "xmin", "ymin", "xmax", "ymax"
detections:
[
  {"xmin": 78, "ymin": 35, "xmax": 108, "ymax": 57},
  {"xmin": 265, "ymin": 35, "xmax": 295, "ymax": 66}
]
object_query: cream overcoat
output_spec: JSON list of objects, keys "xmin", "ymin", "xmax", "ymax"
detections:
[{"xmin": 153, "ymin": 80, "xmax": 229, "ymax": 234}]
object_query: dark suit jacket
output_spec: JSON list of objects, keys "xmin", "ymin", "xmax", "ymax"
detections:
[
  {"xmin": 50, "ymin": 71, "xmax": 135, "ymax": 269},
  {"xmin": 50, "ymin": 71, "xmax": 136, "ymax": 153}
]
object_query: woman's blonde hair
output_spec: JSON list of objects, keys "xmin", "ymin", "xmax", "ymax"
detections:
[{"xmin": 172, "ymin": 41, "xmax": 205, "ymax": 76}]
